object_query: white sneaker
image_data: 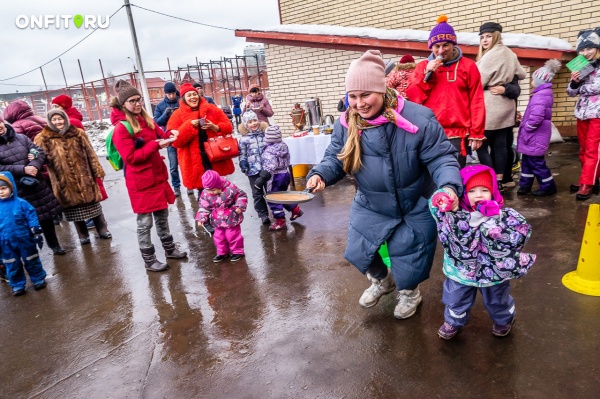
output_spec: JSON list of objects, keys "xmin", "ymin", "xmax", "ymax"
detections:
[
  {"xmin": 358, "ymin": 269, "xmax": 396, "ymax": 308},
  {"xmin": 394, "ymin": 287, "xmax": 422, "ymax": 319}
]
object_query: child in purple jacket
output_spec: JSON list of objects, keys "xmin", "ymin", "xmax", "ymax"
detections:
[
  {"xmin": 196, "ymin": 170, "xmax": 247, "ymax": 263},
  {"xmin": 259, "ymin": 125, "xmax": 304, "ymax": 231},
  {"xmin": 516, "ymin": 59, "xmax": 562, "ymax": 196}
]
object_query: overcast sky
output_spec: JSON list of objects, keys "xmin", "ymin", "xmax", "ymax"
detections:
[{"xmin": 0, "ymin": 0, "xmax": 279, "ymax": 94}]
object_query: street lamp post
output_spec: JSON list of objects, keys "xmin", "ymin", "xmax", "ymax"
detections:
[{"xmin": 123, "ymin": 0, "xmax": 152, "ymax": 113}]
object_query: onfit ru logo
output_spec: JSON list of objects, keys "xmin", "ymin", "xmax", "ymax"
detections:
[{"xmin": 15, "ymin": 15, "xmax": 110, "ymax": 29}]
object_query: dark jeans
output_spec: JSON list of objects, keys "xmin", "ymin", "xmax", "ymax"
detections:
[
  {"xmin": 248, "ymin": 174, "xmax": 269, "ymax": 218},
  {"xmin": 167, "ymin": 146, "xmax": 181, "ymax": 190}
]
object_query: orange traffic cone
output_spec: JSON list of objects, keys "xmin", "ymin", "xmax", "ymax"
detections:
[{"xmin": 562, "ymin": 204, "xmax": 600, "ymax": 296}]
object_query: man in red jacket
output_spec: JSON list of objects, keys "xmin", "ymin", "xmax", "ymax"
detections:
[{"xmin": 406, "ymin": 15, "xmax": 485, "ymax": 168}]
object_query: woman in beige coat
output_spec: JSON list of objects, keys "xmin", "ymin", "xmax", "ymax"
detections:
[
  {"xmin": 476, "ymin": 22, "xmax": 526, "ymax": 190},
  {"xmin": 34, "ymin": 109, "xmax": 111, "ymax": 244}
]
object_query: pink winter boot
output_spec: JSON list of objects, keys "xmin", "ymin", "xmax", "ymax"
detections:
[{"xmin": 269, "ymin": 218, "xmax": 287, "ymax": 231}]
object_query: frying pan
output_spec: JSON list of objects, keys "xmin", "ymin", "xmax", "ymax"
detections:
[{"xmin": 264, "ymin": 188, "xmax": 314, "ymax": 204}]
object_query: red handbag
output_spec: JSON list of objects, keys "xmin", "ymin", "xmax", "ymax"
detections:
[
  {"xmin": 203, "ymin": 134, "xmax": 240, "ymax": 163},
  {"xmin": 96, "ymin": 178, "xmax": 108, "ymax": 201}
]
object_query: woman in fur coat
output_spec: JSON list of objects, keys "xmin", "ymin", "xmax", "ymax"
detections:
[
  {"xmin": 34, "ymin": 109, "xmax": 111, "ymax": 245},
  {"xmin": 167, "ymin": 83, "xmax": 234, "ymax": 193}
]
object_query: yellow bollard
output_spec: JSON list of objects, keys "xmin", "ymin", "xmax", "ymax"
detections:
[{"xmin": 562, "ymin": 204, "xmax": 600, "ymax": 296}]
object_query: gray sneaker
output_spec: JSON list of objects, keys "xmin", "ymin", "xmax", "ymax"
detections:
[
  {"xmin": 358, "ymin": 269, "xmax": 396, "ymax": 308},
  {"xmin": 394, "ymin": 287, "xmax": 422, "ymax": 319}
]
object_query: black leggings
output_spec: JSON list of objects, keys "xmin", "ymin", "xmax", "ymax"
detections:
[
  {"xmin": 40, "ymin": 218, "xmax": 60, "ymax": 248},
  {"xmin": 477, "ymin": 127, "xmax": 511, "ymax": 177}
]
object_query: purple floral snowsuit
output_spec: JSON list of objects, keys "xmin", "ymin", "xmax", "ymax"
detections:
[
  {"xmin": 262, "ymin": 142, "xmax": 298, "ymax": 219},
  {"xmin": 430, "ymin": 165, "xmax": 536, "ymax": 328},
  {"xmin": 196, "ymin": 180, "xmax": 247, "ymax": 256}
]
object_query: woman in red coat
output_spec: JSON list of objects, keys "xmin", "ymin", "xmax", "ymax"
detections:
[
  {"xmin": 167, "ymin": 83, "xmax": 234, "ymax": 193},
  {"xmin": 110, "ymin": 80, "xmax": 187, "ymax": 272}
]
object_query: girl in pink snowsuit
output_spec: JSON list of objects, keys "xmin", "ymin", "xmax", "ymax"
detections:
[{"xmin": 195, "ymin": 170, "xmax": 248, "ymax": 262}]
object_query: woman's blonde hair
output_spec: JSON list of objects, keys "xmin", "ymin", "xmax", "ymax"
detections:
[
  {"xmin": 109, "ymin": 96, "xmax": 155, "ymax": 133},
  {"xmin": 477, "ymin": 31, "xmax": 502, "ymax": 61},
  {"xmin": 337, "ymin": 109, "xmax": 363, "ymax": 174}
]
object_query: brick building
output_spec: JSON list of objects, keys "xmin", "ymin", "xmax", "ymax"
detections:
[{"xmin": 237, "ymin": 0, "xmax": 600, "ymax": 137}]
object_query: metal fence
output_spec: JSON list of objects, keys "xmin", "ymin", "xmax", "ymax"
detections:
[{"xmin": 0, "ymin": 54, "xmax": 268, "ymax": 122}]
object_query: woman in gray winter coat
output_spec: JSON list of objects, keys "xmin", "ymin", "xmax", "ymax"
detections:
[{"xmin": 307, "ymin": 50, "xmax": 462, "ymax": 319}]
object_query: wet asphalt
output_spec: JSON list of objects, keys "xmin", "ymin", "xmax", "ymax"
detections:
[{"xmin": 1, "ymin": 142, "xmax": 599, "ymax": 399}]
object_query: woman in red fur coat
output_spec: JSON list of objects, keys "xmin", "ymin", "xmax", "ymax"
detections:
[{"xmin": 167, "ymin": 83, "xmax": 234, "ymax": 192}]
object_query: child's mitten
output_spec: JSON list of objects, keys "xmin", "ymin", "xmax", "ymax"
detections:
[
  {"xmin": 134, "ymin": 137, "xmax": 145, "ymax": 149},
  {"xmin": 431, "ymin": 191, "xmax": 454, "ymax": 212},
  {"xmin": 476, "ymin": 200, "xmax": 501, "ymax": 217},
  {"xmin": 31, "ymin": 226, "xmax": 44, "ymax": 249},
  {"xmin": 254, "ymin": 170, "xmax": 272, "ymax": 189},
  {"xmin": 239, "ymin": 160, "xmax": 249, "ymax": 174}
]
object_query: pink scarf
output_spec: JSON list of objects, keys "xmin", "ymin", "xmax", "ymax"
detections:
[{"xmin": 340, "ymin": 94, "xmax": 418, "ymax": 135}]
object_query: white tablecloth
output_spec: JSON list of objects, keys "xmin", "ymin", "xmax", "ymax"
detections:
[{"xmin": 283, "ymin": 134, "xmax": 332, "ymax": 165}]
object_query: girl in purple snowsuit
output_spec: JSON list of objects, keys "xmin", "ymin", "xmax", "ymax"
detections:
[
  {"xmin": 261, "ymin": 125, "xmax": 303, "ymax": 231},
  {"xmin": 195, "ymin": 170, "xmax": 247, "ymax": 263},
  {"xmin": 429, "ymin": 165, "xmax": 536, "ymax": 340},
  {"xmin": 517, "ymin": 59, "xmax": 562, "ymax": 196}
]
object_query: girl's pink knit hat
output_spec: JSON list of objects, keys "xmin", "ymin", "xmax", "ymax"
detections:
[
  {"xmin": 202, "ymin": 170, "xmax": 224, "ymax": 189},
  {"xmin": 345, "ymin": 50, "xmax": 387, "ymax": 93}
]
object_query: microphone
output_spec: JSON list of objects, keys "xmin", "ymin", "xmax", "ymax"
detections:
[{"xmin": 424, "ymin": 55, "xmax": 444, "ymax": 83}]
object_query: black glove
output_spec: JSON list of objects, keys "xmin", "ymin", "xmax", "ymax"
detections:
[
  {"xmin": 239, "ymin": 160, "xmax": 249, "ymax": 174},
  {"xmin": 254, "ymin": 170, "xmax": 272, "ymax": 190},
  {"xmin": 31, "ymin": 227, "xmax": 44, "ymax": 249},
  {"xmin": 134, "ymin": 137, "xmax": 145, "ymax": 149},
  {"xmin": 165, "ymin": 107, "xmax": 174, "ymax": 117}
]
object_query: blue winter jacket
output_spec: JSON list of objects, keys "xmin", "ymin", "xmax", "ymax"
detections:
[
  {"xmin": 153, "ymin": 94, "xmax": 180, "ymax": 130},
  {"xmin": 308, "ymin": 101, "xmax": 462, "ymax": 289},
  {"xmin": 0, "ymin": 171, "xmax": 41, "ymax": 247},
  {"xmin": 238, "ymin": 122, "xmax": 268, "ymax": 177}
]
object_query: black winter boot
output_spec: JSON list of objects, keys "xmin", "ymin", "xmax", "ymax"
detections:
[
  {"xmin": 93, "ymin": 213, "xmax": 112, "ymax": 239},
  {"xmin": 140, "ymin": 246, "xmax": 169, "ymax": 272},
  {"xmin": 161, "ymin": 235, "xmax": 188, "ymax": 259},
  {"xmin": 74, "ymin": 221, "xmax": 91, "ymax": 245}
]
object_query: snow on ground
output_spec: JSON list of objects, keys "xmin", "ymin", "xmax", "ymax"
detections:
[
  {"xmin": 84, "ymin": 120, "xmax": 111, "ymax": 156},
  {"xmin": 258, "ymin": 24, "xmax": 574, "ymax": 51}
]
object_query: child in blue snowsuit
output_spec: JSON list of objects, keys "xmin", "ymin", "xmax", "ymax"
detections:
[
  {"xmin": 0, "ymin": 171, "xmax": 47, "ymax": 296},
  {"xmin": 429, "ymin": 165, "xmax": 535, "ymax": 339},
  {"xmin": 232, "ymin": 95, "xmax": 243, "ymax": 126},
  {"xmin": 261, "ymin": 125, "xmax": 303, "ymax": 231}
]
